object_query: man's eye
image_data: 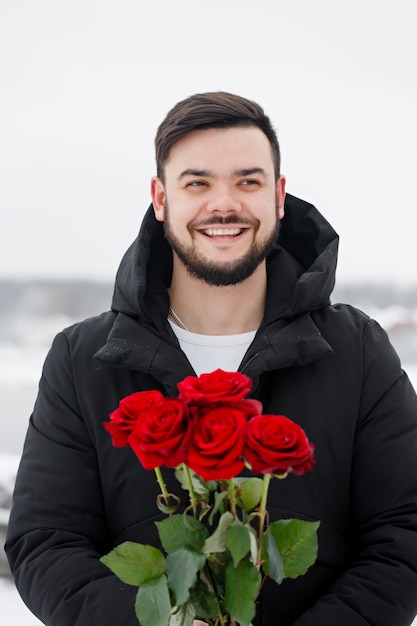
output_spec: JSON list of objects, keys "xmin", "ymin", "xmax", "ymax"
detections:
[
  {"xmin": 241, "ymin": 179, "xmax": 259, "ymax": 186},
  {"xmin": 187, "ymin": 180, "xmax": 206, "ymax": 187}
]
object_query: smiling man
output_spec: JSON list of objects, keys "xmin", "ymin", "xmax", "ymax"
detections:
[
  {"xmin": 153, "ymin": 126, "xmax": 284, "ymax": 288},
  {"xmin": 5, "ymin": 92, "xmax": 417, "ymax": 626},
  {"xmin": 151, "ymin": 125, "xmax": 285, "ymax": 340}
]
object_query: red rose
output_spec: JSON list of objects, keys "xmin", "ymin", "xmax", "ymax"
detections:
[
  {"xmin": 128, "ymin": 398, "xmax": 189, "ymax": 470},
  {"xmin": 185, "ymin": 406, "xmax": 247, "ymax": 481},
  {"xmin": 239, "ymin": 398, "xmax": 263, "ymax": 419},
  {"xmin": 178, "ymin": 369, "xmax": 253, "ymax": 406},
  {"xmin": 243, "ymin": 414, "xmax": 315, "ymax": 476},
  {"xmin": 191, "ymin": 397, "xmax": 263, "ymax": 421},
  {"xmin": 104, "ymin": 390, "xmax": 165, "ymax": 447}
]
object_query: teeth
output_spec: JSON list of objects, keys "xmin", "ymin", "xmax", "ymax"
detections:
[{"xmin": 202, "ymin": 228, "xmax": 243, "ymax": 236}]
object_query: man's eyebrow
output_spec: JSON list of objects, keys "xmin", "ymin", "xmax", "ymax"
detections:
[
  {"xmin": 177, "ymin": 167, "xmax": 268, "ymax": 180},
  {"xmin": 177, "ymin": 168, "xmax": 216, "ymax": 180},
  {"xmin": 233, "ymin": 167, "xmax": 268, "ymax": 178}
]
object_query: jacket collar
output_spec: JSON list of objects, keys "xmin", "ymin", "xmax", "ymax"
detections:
[{"xmin": 95, "ymin": 310, "xmax": 332, "ymax": 396}]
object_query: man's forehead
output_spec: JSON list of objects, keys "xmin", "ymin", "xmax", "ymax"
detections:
[
  {"xmin": 161, "ymin": 126, "xmax": 276, "ymax": 184},
  {"xmin": 169, "ymin": 126, "xmax": 271, "ymax": 155}
]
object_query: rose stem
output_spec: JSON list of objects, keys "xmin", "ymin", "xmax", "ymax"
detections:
[
  {"xmin": 183, "ymin": 464, "xmax": 198, "ymax": 516},
  {"xmin": 257, "ymin": 473, "xmax": 272, "ymax": 567},
  {"xmin": 154, "ymin": 466, "xmax": 171, "ymax": 507},
  {"xmin": 228, "ymin": 480, "xmax": 237, "ymax": 518}
]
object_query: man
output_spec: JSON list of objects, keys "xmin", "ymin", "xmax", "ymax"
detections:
[{"xmin": 5, "ymin": 92, "xmax": 417, "ymax": 625}]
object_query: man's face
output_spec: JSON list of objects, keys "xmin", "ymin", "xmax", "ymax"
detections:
[{"xmin": 151, "ymin": 126, "xmax": 286, "ymax": 286}]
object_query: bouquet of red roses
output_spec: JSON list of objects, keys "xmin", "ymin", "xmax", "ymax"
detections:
[{"xmin": 101, "ymin": 369, "xmax": 319, "ymax": 626}]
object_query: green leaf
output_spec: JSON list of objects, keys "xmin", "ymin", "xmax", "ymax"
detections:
[
  {"xmin": 156, "ymin": 514, "xmax": 209, "ymax": 554},
  {"xmin": 235, "ymin": 477, "xmax": 264, "ymax": 512},
  {"xmin": 204, "ymin": 551, "xmax": 229, "ymax": 598},
  {"xmin": 100, "ymin": 542, "xmax": 166, "ymax": 586},
  {"xmin": 135, "ymin": 575, "xmax": 172, "ymax": 626},
  {"xmin": 261, "ymin": 528, "xmax": 284, "ymax": 584},
  {"xmin": 208, "ymin": 490, "xmax": 229, "ymax": 525},
  {"xmin": 189, "ymin": 576, "xmax": 221, "ymax": 619},
  {"xmin": 203, "ymin": 511, "xmax": 234, "ymax": 554},
  {"xmin": 168, "ymin": 602, "xmax": 196, "ymax": 626},
  {"xmin": 226, "ymin": 518, "xmax": 251, "ymax": 567},
  {"xmin": 248, "ymin": 527, "xmax": 259, "ymax": 564},
  {"xmin": 166, "ymin": 549, "xmax": 206, "ymax": 606},
  {"xmin": 268, "ymin": 519, "xmax": 320, "ymax": 579},
  {"xmin": 224, "ymin": 559, "xmax": 261, "ymax": 626}
]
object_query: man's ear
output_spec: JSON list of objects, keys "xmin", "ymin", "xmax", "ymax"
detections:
[
  {"xmin": 276, "ymin": 175, "xmax": 286, "ymax": 219},
  {"xmin": 150, "ymin": 176, "xmax": 166, "ymax": 222}
]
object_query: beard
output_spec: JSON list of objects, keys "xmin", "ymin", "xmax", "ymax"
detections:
[{"xmin": 163, "ymin": 205, "xmax": 280, "ymax": 287}]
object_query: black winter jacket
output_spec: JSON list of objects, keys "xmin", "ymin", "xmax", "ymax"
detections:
[{"xmin": 6, "ymin": 194, "xmax": 417, "ymax": 625}]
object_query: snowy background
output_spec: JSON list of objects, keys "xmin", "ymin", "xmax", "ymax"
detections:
[{"xmin": 1, "ymin": 0, "xmax": 417, "ymax": 623}]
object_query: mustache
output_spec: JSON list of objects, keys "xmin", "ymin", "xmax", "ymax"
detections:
[{"xmin": 192, "ymin": 215, "xmax": 258, "ymax": 228}]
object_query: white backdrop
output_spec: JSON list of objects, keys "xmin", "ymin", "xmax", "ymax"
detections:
[{"xmin": 1, "ymin": 0, "xmax": 416, "ymax": 285}]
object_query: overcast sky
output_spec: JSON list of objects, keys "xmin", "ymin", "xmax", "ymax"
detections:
[{"xmin": 1, "ymin": 0, "xmax": 416, "ymax": 285}]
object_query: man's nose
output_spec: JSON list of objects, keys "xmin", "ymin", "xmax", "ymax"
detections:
[{"xmin": 205, "ymin": 187, "xmax": 242, "ymax": 214}]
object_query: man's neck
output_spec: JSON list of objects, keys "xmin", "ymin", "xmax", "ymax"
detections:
[{"xmin": 168, "ymin": 261, "xmax": 267, "ymax": 336}]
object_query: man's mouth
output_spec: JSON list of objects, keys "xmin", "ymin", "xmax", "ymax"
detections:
[{"xmin": 200, "ymin": 227, "xmax": 246, "ymax": 237}]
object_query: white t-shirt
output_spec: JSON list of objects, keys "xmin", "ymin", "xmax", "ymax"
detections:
[{"xmin": 168, "ymin": 320, "xmax": 257, "ymax": 375}]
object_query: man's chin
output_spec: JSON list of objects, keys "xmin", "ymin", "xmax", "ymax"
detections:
[{"xmin": 184, "ymin": 258, "xmax": 262, "ymax": 287}]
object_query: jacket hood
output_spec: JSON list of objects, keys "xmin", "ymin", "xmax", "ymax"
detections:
[{"xmin": 111, "ymin": 193, "xmax": 339, "ymax": 329}]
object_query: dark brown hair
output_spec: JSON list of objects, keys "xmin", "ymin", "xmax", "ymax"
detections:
[{"xmin": 155, "ymin": 91, "xmax": 281, "ymax": 180}]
